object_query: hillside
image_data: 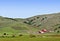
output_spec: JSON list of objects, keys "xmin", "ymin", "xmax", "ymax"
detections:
[
  {"xmin": 0, "ymin": 13, "xmax": 60, "ymax": 34},
  {"xmin": 0, "ymin": 16, "xmax": 38, "ymax": 34},
  {"xmin": 24, "ymin": 13, "xmax": 60, "ymax": 34}
]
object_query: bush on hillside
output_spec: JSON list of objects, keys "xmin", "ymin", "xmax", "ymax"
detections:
[
  {"xmin": 37, "ymin": 17, "xmax": 39, "ymax": 19},
  {"xmin": 3, "ymin": 33, "xmax": 6, "ymax": 35},
  {"xmin": 57, "ymin": 30, "xmax": 60, "ymax": 33},
  {"xmin": 19, "ymin": 34, "xmax": 23, "ymax": 36},
  {"xmin": 58, "ymin": 26, "xmax": 60, "ymax": 28},
  {"xmin": 29, "ymin": 34, "xmax": 36, "ymax": 38},
  {"xmin": 12, "ymin": 35, "xmax": 15, "ymax": 37}
]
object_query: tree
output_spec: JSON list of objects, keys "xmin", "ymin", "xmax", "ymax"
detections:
[
  {"xmin": 45, "ymin": 17, "xmax": 47, "ymax": 19},
  {"xmin": 41, "ymin": 18, "xmax": 44, "ymax": 21},
  {"xmin": 24, "ymin": 21, "xmax": 27, "ymax": 23},
  {"xmin": 37, "ymin": 17, "xmax": 39, "ymax": 19},
  {"xmin": 29, "ymin": 34, "xmax": 36, "ymax": 38},
  {"xmin": 19, "ymin": 34, "xmax": 23, "ymax": 36},
  {"xmin": 12, "ymin": 35, "xmax": 15, "ymax": 37},
  {"xmin": 3, "ymin": 33, "xmax": 6, "ymax": 35},
  {"xmin": 54, "ymin": 28, "xmax": 57, "ymax": 31},
  {"xmin": 58, "ymin": 26, "xmax": 60, "ymax": 28},
  {"xmin": 57, "ymin": 30, "xmax": 60, "ymax": 33}
]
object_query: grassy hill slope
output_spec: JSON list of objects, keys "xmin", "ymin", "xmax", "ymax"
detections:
[
  {"xmin": 24, "ymin": 13, "xmax": 60, "ymax": 34},
  {"xmin": 0, "ymin": 13, "xmax": 60, "ymax": 34}
]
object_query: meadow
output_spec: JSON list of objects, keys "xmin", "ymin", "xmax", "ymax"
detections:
[
  {"xmin": 0, "ymin": 13, "xmax": 60, "ymax": 41},
  {"xmin": 0, "ymin": 34, "xmax": 60, "ymax": 41}
]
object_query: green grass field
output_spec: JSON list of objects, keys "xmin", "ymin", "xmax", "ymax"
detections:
[
  {"xmin": 0, "ymin": 35, "xmax": 60, "ymax": 41},
  {"xmin": 0, "ymin": 37, "xmax": 60, "ymax": 41}
]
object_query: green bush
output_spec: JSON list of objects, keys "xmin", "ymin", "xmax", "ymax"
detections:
[
  {"xmin": 57, "ymin": 30, "xmax": 60, "ymax": 33},
  {"xmin": 58, "ymin": 26, "xmax": 60, "ymax": 28},
  {"xmin": 12, "ymin": 35, "xmax": 15, "ymax": 37},
  {"xmin": 37, "ymin": 17, "xmax": 39, "ymax": 19},
  {"xmin": 1, "ymin": 35, "xmax": 4, "ymax": 38},
  {"xmin": 19, "ymin": 34, "xmax": 23, "ymax": 36},
  {"xmin": 3, "ymin": 33, "xmax": 6, "ymax": 35},
  {"xmin": 29, "ymin": 34, "xmax": 36, "ymax": 38}
]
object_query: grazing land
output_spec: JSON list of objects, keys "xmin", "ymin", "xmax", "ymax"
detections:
[
  {"xmin": 0, "ymin": 13, "xmax": 60, "ymax": 41},
  {"xmin": 0, "ymin": 35, "xmax": 60, "ymax": 41}
]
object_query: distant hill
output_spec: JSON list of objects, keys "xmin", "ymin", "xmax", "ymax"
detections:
[
  {"xmin": 0, "ymin": 13, "xmax": 60, "ymax": 34},
  {"xmin": 0, "ymin": 16, "xmax": 38, "ymax": 34},
  {"xmin": 24, "ymin": 13, "xmax": 60, "ymax": 34}
]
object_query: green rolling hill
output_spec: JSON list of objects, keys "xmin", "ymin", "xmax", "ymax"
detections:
[{"xmin": 0, "ymin": 13, "xmax": 60, "ymax": 34}]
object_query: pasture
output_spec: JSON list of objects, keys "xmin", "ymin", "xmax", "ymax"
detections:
[{"xmin": 0, "ymin": 35, "xmax": 60, "ymax": 41}]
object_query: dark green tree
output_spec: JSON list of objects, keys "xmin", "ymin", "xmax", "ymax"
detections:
[
  {"xmin": 3, "ymin": 33, "xmax": 6, "ymax": 35},
  {"xmin": 57, "ymin": 30, "xmax": 60, "ymax": 33},
  {"xmin": 58, "ymin": 26, "xmax": 60, "ymax": 28}
]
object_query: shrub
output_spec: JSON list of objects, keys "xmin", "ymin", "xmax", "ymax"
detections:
[
  {"xmin": 54, "ymin": 28, "xmax": 57, "ymax": 31},
  {"xmin": 58, "ymin": 26, "xmax": 60, "ymax": 28},
  {"xmin": 29, "ymin": 34, "xmax": 36, "ymax": 38},
  {"xmin": 24, "ymin": 21, "xmax": 32, "ymax": 25},
  {"xmin": 30, "ymin": 19, "xmax": 33, "ymax": 22},
  {"xmin": 41, "ymin": 18, "xmax": 44, "ymax": 21},
  {"xmin": 37, "ymin": 17, "xmax": 39, "ymax": 19},
  {"xmin": 57, "ymin": 30, "xmax": 60, "ymax": 33},
  {"xmin": 3, "ymin": 33, "xmax": 6, "ymax": 35},
  {"xmin": 19, "ymin": 34, "xmax": 23, "ymax": 36},
  {"xmin": 27, "ymin": 21, "xmax": 32, "ymax": 25},
  {"xmin": 12, "ymin": 35, "xmax": 15, "ymax": 37},
  {"xmin": 1, "ymin": 35, "xmax": 4, "ymax": 38},
  {"xmin": 24, "ymin": 21, "xmax": 27, "ymax": 23}
]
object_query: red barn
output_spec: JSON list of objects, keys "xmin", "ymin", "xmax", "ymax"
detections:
[
  {"xmin": 38, "ymin": 29, "xmax": 47, "ymax": 34},
  {"xmin": 42, "ymin": 29, "xmax": 47, "ymax": 32}
]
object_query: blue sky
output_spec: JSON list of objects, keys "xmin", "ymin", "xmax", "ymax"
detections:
[{"xmin": 0, "ymin": 0, "xmax": 60, "ymax": 18}]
